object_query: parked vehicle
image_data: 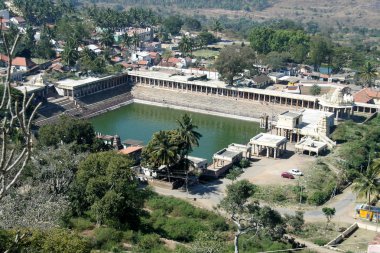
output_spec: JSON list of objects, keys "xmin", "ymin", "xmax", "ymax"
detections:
[
  {"xmin": 281, "ymin": 172, "xmax": 295, "ymax": 179},
  {"xmin": 289, "ymin": 168, "xmax": 303, "ymax": 176}
]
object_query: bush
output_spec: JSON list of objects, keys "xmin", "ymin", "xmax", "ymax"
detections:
[
  {"xmin": 239, "ymin": 158, "xmax": 250, "ymax": 168},
  {"xmin": 313, "ymin": 238, "xmax": 329, "ymax": 246},
  {"xmin": 310, "ymin": 84, "xmax": 321, "ymax": 95},
  {"xmin": 93, "ymin": 227, "xmax": 123, "ymax": 249},
  {"xmin": 307, "ymin": 191, "xmax": 329, "ymax": 205},
  {"xmin": 70, "ymin": 217, "xmax": 94, "ymax": 231},
  {"xmin": 136, "ymin": 233, "xmax": 162, "ymax": 250}
]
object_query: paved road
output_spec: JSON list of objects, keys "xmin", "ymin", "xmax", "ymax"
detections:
[{"xmin": 154, "ymin": 181, "xmax": 357, "ymax": 224}]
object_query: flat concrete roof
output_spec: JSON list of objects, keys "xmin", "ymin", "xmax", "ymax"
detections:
[
  {"xmin": 128, "ymin": 70, "xmax": 318, "ymax": 101},
  {"xmin": 13, "ymin": 85, "xmax": 45, "ymax": 94},
  {"xmin": 280, "ymin": 111, "xmax": 302, "ymax": 118},
  {"xmin": 213, "ymin": 148, "xmax": 241, "ymax": 161},
  {"xmin": 295, "ymin": 138, "xmax": 327, "ymax": 152},
  {"xmin": 56, "ymin": 75, "xmax": 113, "ymax": 90},
  {"xmin": 187, "ymin": 156, "xmax": 208, "ymax": 164},
  {"xmin": 250, "ymin": 133, "xmax": 287, "ymax": 148}
]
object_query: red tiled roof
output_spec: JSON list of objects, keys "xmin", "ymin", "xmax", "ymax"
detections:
[
  {"xmin": 354, "ymin": 88, "xmax": 380, "ymax": 104},
  {"xmin": 137, "ymin": 60, "xmax": 148, "ymax": 65},
  {"xmin": 12, "ymin": 57, "xmax": 36, "ymax": 68},
  {"xmin": 149, "ymin": 52, "xmax": 159, "ymax": 58},
  {"xmin": 0, "ymin": 53, "xmax": 9, "ymax": 62},
  {"xmin": 168, "ymin": 57, "xmax": 181, "ymax": 64},
  {"xmin": 119, "ymin": 146, "xmax": 143, "ymax": 155}
]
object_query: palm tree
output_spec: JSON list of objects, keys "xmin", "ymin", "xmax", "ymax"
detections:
[
  {"xmin": 359, "ymin": 62, "xmax": 378, "ymax": 87},
  {"xmin": 352, "ymin": 159, "xmax": 380, "ymax": 206},
  {"xmin": 151, "ymin": 131, "xmax": 179, "ymax": 182},
  {"xmin": 100, "ymin": 29, "xmax": 114, "ymax": 48},
  {"xmin": 62, "ymin": 38, "xmax": 79, "ymax": 67},
  {"xmin": 131, "ymin": 32, "xmax": 140, "ymax": 52},
  {"xmin": 122, "ymin": 33, "xmax": 132, "ymax": 49},
  {"xmin": 212, "ymin": 20, "xmax": 223, "ymax": 39},
  {"xmin": 177, "ymin": 114, "xmax": 202, "ymax": 156}
]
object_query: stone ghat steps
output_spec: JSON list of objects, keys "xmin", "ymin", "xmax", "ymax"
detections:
[{"xmin": 131, "ymin": 85, "xmax": 285, "ymax": 120}]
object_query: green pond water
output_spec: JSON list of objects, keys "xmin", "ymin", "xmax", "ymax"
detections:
[{"xmin": 91, "ymin": 103, "xmax": 262, "ymax": 161}]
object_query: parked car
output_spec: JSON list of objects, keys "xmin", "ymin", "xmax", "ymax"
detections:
[
  {"xmin": 281, "ymin": 172, "xmax": 295, "ymax": 179},
  {"xmin": 289, "ymin": 168, "xmax": 303, "ymax": 176}
]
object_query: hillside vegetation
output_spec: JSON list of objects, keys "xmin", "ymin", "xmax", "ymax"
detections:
[{"xmin": 82, "ymin": 0, "xmax": 271, "ymax": 11}]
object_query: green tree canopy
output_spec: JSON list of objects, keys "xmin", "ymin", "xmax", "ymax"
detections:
[
  {"xmin": 70, "ymin": 152, "xmax": 149, "ymax": 228},
  {"xmin": 215, "ymin": 45, "xmax": 256, "ymax": 85}
]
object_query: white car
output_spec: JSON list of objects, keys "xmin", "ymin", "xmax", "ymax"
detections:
[{"xmin": 289, "ymin": 169, "xmax": 303, "ymax": 176}]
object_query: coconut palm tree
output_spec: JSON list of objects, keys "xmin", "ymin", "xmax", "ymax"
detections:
[
  {"xmin": 122, "ymin": 33, "xmax": 132, "ymax": 49},
  {"xmin": 352, "ymin": 159, "xmax": 380, "ymax": 205},
  {"xmin": 62, "ymin": 38, "xmax": 79, "ymax": 67},
  {"xmin": 178, "ymin": 36, "xmax": 195, "ymax": 57},
  {"xmin": 212, "ymin": 19, "xmax": 223, "ymax": 39},
  {"xmin": 100, "ymin": 29, "xmax": 114, "ymax": 48},
  {"xmin": 151, "ymin": 131, "xmax": 179, "ymax": 182},
  {"xmin": 131, "ymin": 32, "xmax": 140, "ymax": 52},
  {"xmin": 177, "ymin": 114, "xmax": 202, "ymax": 156},
  {"xmin": 359, "ymin": 62, "xmax": 378, "ymax": 87}
]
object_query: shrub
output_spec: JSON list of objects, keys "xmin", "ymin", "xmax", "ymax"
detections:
[
  {"xmin": 310, "ymin": 84, "xmax": 321, "ymax": 96},
  {"xmin": 239, "ymin": 158, "xmax": 250, "ymax": 168},
  {"xmin": 313, "ymin": 238, "xmax": 329, "ymax": 246},
  {"xmin": 70, "ymin": 217, "xmax": 94, "ymax": 231},
  {"xmin": 307, "ymin": 191, "xmax": 329, "ymax": 205},
  {"xmin": 136, "ymin": 233, "xmax": 162, "ymax": 250},
  {"xmin": 93, "ymin": 227, "xmax": 123, "ymax": 249}
]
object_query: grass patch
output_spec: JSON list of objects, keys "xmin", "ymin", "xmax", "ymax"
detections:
[
  {"xmin": 142, "ymin": 195, "xmax": 230, "ymax": 242},
  {"xmin": 294, "ymin": 222, "xmax": 343, "ymax": 245},
  {"xmin": 193, "ymin": 49, "xmax": 220, "ymax": 58}
]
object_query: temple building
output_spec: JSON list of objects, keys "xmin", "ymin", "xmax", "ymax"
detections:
[
  {"xmin": 249, "ymin": 133, "xmax": 287, "ymax": 159},
  {"xmin": 295, "ymin": 137, "xmax": 327, "ymax": 156},
  {"xmin": 318, "ymin": 87, "xmax": 354, "ymax": 119},
  {"xmin": 275, "ymin": 109, "xmax": 334, "ymax": 144},
  {"xmin": 55, "ymin": 74, "xmax": 128, "ymax": 99}
]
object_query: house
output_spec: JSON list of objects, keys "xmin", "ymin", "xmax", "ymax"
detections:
[
  {"xmin": 0, "ymin": 54, "xmax": 36, "ymax": 72},
  {"xmin": 160, "ymin": 57, "xmax": 187, "ymax": 68},
  {"xmin": 10, "ymin": 16, "xmax": 26, "ymax": 27},
  {"xmin": 142, "ymin": 41, "xmax": 161, "ymax": 52},
  {"xmin": 268, "ymin": 72, "xmax": 285, "ymax": 83},
  {"xmin": 119, "ymin": 145, "xmax": 143, "ymax": 164},
  {"xmin": 131, "ymin": 51, "xmax": 151, "ymax": 63},
  {"xmin": 251, "ymin": 74, "xmax": 271, "ymax": 88},
  {"xmin": 137, "ymin": 60, "xmax": 149, "ymax": 68},
  {"xmin": 12, "ymin": 57, "xmax": 36, "ymax": 72},
  {"xmin": 283, "ymin": 85, "xmax": 301, "ymax": 94},
  {"xmin": 0, "ymin": 17, "xmax": 10, "ymax": 29},
  {"xmin": 126, "ymin": 27, "xmax": 153, "ymax": 42},
  {"xmin": 0, "ymin": 9, "xmax": 10, "ymax": 20},
  {"xmin": 354, "ymin": 88, "xmax": 380, "ymax": 105}
]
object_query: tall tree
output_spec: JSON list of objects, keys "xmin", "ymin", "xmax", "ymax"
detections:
[
  {"xmin": 150, "ymin": 131, "xmax": 179, "ymax": 169},
  {"xmin": 178, "ymin": 35, "xmax": 194, "ymax": 57},
  {"xmin": 352, "ymin": 160, "xmax": 380, "ymax": 205},
  {"xmin": 131, "ymin": 32, "xmax": 140, "ymax": 51},
  {"xmin": 359, "ymin": 62, "xmax": 378, "ymax": 87},
  {"xmin": 71, "ymin": 152, "xmax": 149, "ymax": 228},
  {"xmin": 212, "ymin": 19, "xmax": 223, "ymax": 38},
  {"xmin": 215, "ymin": 45, "xmax": 256, "ymax": 85},
  {"xmin": 61, "ymin": 38, "xmax": 79, "ymax": 67},
  {"xmin": 176, "ymin": 113, "xmax": 202, "ymax": 156},
  {"xmin": 218, "ymin": 180, "xmax": 285, "ymax": 253},
  {"xmin": 100, "ymin": 30, "xmax": 114, "ymax": 48},
  {"xmin": 0, "ymin": 29, "xmax": 41, "ymax": 200}
]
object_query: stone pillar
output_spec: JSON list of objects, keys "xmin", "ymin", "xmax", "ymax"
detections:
[
  {"xmin": 266, "ymin": 148, "xmax": 270, "ymax": 158},
  {"xmin": 274, "ymin": 148, "xmax": 277, "ymax": 159}
]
